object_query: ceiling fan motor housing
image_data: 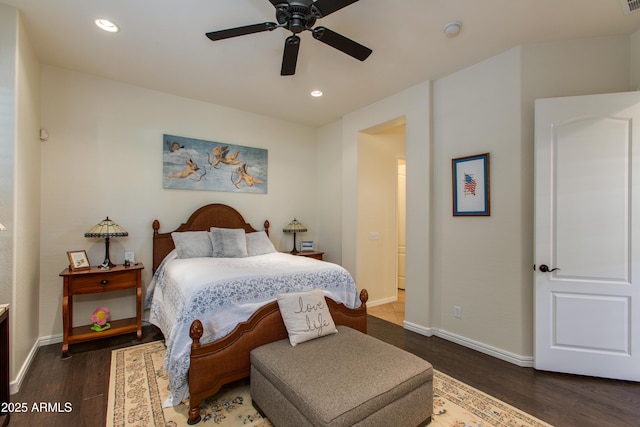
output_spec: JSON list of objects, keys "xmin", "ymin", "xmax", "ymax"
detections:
[{"xmin": 276, "ymin": 1, "xmax": 317, "ymax": 33}]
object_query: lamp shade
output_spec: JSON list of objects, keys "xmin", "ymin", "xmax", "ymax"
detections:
[
  {"xmin": 283, "ymin": 218, "xmax": 307, "ymax": 233},
  {"xmin": 85, "ymin": 217, "xmax": 128, "ymax": 268},
  {"xmin": 84, "ymin": 217, "xmax": 128, "ymax": 238}
]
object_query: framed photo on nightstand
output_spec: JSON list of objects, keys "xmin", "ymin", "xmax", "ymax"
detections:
[
  {"xmin": 124, "ymin": 251, "xmax": 136, "ymax": 265},
  {"xmin": 67, "ymin": 250, "xmax": 90, "ymax": 271},
  {"xmin": 301, "ymin": 241, "xmax": 314, "ymax": 252}
]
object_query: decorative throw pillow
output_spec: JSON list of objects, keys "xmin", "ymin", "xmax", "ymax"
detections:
[
  {"xmin": 171, "ymin": 231, "xmax": 213, "ymax": 259},
  {"xmin": 209, "ymin": 227, "xmax": 248, "ymax": 258},
  {"xmin": 246, "ymin": 231, "xmax": 276, "ymax": 256},
  {"xmin": 277, "ymin": 289, "xmax": 338, "ymax": 346}
]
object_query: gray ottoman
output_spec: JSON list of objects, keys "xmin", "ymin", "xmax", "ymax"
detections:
[{"xmin": 250, "ymin": 326, "xmax": 433, "ymax": 427}]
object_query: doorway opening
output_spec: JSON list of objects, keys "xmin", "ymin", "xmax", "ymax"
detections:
[{"xmin": 357, "ymin": 119, "xmax": 406, "ymax": 326}]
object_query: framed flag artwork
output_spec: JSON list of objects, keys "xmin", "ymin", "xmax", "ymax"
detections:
[{"xmin": 452, "ymin": 153, "xmax": 490, "ymax": 216}]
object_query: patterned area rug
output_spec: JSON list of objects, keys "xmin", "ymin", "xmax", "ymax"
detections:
[{"xmin": 106, "ymin": 341, "xmax": 553, "ymax": 427}]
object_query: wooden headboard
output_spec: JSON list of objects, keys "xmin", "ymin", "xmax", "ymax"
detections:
[{"xmin": 152, "ymin": 203, "xmax": 270, "ymax": 272}]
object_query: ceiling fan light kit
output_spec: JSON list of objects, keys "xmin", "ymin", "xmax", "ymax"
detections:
[{"xmin": 205, "ymin": 0, "xmax": 372, "ymax": 76}]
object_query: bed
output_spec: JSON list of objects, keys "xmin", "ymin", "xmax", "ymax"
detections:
[{"xmin": 146, "ymin": 203, "xmax": 368, "ymax": 425}]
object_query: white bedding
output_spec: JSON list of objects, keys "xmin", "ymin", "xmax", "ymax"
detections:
[{"xmin": 145, "ymin": 250, "xmax": 359, "ymax": 406}]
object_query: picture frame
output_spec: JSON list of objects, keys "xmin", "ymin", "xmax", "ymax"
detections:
[
  {"xmin": 452, "ymin": 153, "xmax": 490, "ymax": 216},
  {"xmin": 163, "ymin": 134, "xmax": 268, "ymax": 194},
  {"xmin": 124, "ymin": 251, "xmax": 136, "ymax": 266},
  {"xmin": 124, "ymin": 251, "xmax": 135, "ymax": 264},
  {"xmin": 67, "ymin": 250, "xmax": 91, "ymax": 271},
  {"xmin": 300, "ymin": 241, "xmax": 314, "ymax": 252}
]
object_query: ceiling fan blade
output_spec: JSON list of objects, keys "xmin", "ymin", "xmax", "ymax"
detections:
[
  {"xmin": 205, "ymin": 22, "xmax": 277, "ymax": 41},
  {"xmin": 312, "ymin": 26, "xmax": 372, "ymax": 61},
  {"xmin": 268, "ymin": 0, "xmax": 287, "ymax": 6},
  {"xmin": 281, "ymin": 35, "xmax": 301, "ymax": 76},
  {"xmin": 311, "ymin": 0, "xmax": 359, "ymax": 18}
]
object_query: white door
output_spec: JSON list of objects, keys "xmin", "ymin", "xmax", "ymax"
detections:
[{"xmin": 534, "ymin": 91, "xmax": 640, "ymax": 381}]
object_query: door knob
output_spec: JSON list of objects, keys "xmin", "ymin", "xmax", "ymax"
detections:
[{"xmin": 539, "ymin": 264, "xmax": 560, "ymax": 273}]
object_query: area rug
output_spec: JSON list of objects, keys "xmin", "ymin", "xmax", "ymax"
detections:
[{"xmin": 106, "ymin": 341, "xmax": 553, "ymax": 427}]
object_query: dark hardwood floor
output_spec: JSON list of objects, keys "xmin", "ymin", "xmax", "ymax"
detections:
[
  {"xmin": 8, "ymin": 325, "xmax": 164, "ymax": 427},
  {"xmin": 8, "ymin": 317, "xmax": 640, "ymax": 426},
  {"xmin": 367, "ymin": 316, "xmax": 640, "ymax": 427}
]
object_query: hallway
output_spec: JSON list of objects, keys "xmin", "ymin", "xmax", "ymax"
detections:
[{"xmin": 367, "ymin": 289, "xmax": 405, "ymax": 326}]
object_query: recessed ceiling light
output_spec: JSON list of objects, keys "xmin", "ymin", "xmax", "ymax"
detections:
[
  {"xmin": 443, "ymin": 21, "xmax": 462, "ymax": 37},
  {"xmin": 310, "ymin": 90, "xmax": 323, "ymax": 97},
  {"xmin": 95, "ymin": 19, "xmax": 119, "ymax": 33}
]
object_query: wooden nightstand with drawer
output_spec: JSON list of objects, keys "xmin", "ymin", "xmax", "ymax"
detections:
[
  {"xmin": 59, "ymin": 263, "xmax": 143, "ymax": 357},
  {"xmin": 294, "ymin": 251, "xmax": 324, "ymax": 260}
]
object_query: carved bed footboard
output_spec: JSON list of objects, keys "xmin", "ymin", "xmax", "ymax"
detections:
[{"xmin": 186, "ymin": 289, "xmax": 369, "ymax": 425}]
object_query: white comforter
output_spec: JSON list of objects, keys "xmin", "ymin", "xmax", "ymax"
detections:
[{"xmin": 145, "ymin": 251, "xmax": 359, "ymax": 406}]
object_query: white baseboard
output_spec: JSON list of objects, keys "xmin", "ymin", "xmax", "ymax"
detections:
[
  {"xmin": 435, "ymin": 329, "xmax": 534, "ymax": 367},
  {"xmin": 367, "ymin": 296, "xmax": 398, "ymax": 307},
  {"xmin": 403, "ymin": 320, "xmax": 434, "ymax": 336},
  {"xmin": 38, "ymin": 333, "xmax": 63, "ymax": 346},
  {"xmin": 10, "ymin": 333, "xmax": 62, "ymax": 395},
  {"xmin": 401, "ymin": 323, "xmax": 534, "ymax": 368}
]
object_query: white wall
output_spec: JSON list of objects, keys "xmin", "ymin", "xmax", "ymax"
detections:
[
  {"xmin": 0, "ymin": 2, "xmax": 16, "ymax": 314},
  {"xmin": 38, "ymin": 66, "xmax": 318, "ymax": 338},
  {"xmin": 433, "ymin": 47, "xmax": 526, "ymax": 357},
  {"xmin": 629, "ymin": 29, "xmax": 640, "ymax": 91},
  {"xmin": 14, "ymin": 8, "xmax": 41, "ymax": 387},
  {"xmin": 432, "ymin": 36, "xmax": 632, "ymax": 361},
  {"xmin": 0, "ymin": 4, "xmax": 41, "ymax": 391},
  {"xmin": 315, "ymin": 121, "xmax": 343, "ymax": 264}
]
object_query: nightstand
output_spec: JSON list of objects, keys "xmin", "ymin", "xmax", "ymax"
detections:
[
  {"xmin": 294, "ymin": 251, "xmax": 324, "ymax": 260},
  {"xmin": 59, "ymin": 263, "xmax": 143, "ymax": 357}
]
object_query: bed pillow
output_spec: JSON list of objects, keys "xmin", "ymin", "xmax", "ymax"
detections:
[
  {"xmin": 277, "ymin": 289, "xmax": 338, "ymax": 346},
  {"xmin": 171, "ymin": 231, "xmax": 213, "ymax": 259},
  {"xmin": 209, "ymin": 227, "xmax": 248, "ymax": 258},
  {"xmin": 246, "ymin": 231, "xmax": 276, "ymax": 256}
]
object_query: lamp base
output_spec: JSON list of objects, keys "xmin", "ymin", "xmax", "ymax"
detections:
[
  {"xmin": 101, "ymin": 237, "xmax": 116, "ymax": 269},
  {"xmin": 289, "ymin": 232, "xmax": 299, "ymax": 254}
]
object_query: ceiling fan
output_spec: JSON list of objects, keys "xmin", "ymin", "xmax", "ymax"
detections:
[{"xmin": 205, "ymin": 0, "xmax": 372, "ymax": 76}]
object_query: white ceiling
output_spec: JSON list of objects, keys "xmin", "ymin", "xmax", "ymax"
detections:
[{"xmin": 5, "ymin": 0, "xmax": 640, "ymax": 127}]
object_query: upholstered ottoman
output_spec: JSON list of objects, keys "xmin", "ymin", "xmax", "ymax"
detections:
[{"xmin": 250, "ymin": 325, "xmax": 433, "ymax": 427}]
